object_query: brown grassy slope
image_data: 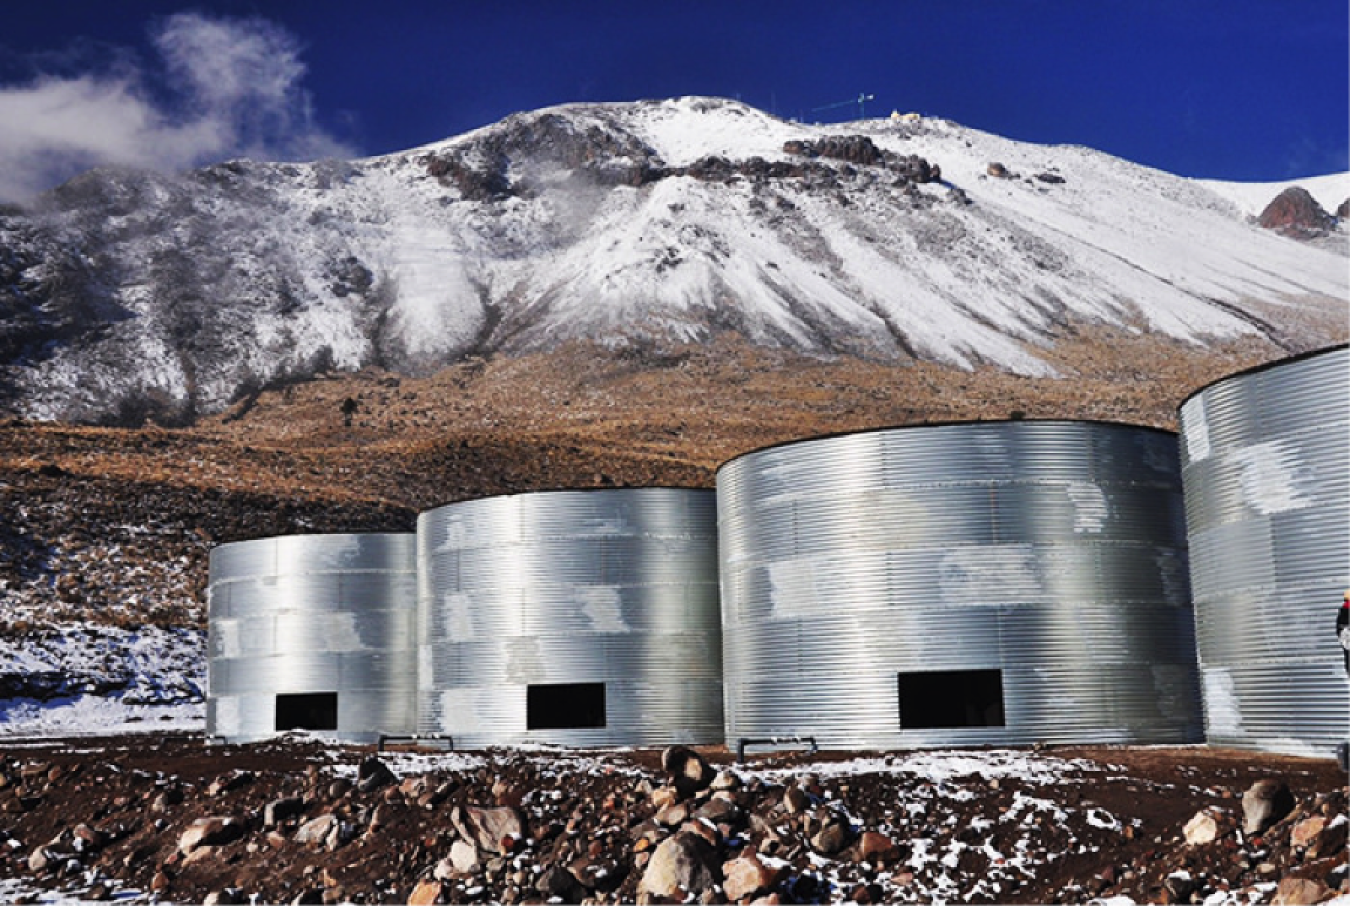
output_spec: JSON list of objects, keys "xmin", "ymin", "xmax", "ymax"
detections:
[
  {"xmin": 0, "ymin": 328, "xmax": 1317, "ymax": 629},
  {"xmin": 189, "ymin": 328, "xmax": 1289, "ymax": 508}
]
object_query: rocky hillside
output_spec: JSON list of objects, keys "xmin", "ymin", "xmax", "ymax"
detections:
[
  {"xmin": 0, "ymin": 330, "xmax": 1291, "ymax": 637},
  {"xmin": 0, "ymin": 97, "xmax": 1345, "ymax": 425},
  {"xmin": 0, "ymin": 737, "xmax": 1343, "ymax": 904}
]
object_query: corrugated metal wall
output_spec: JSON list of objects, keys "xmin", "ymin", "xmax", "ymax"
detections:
[
  {"xmin": 718, "ymin": 421, "xmax": 1203, "ymax": 750},
  {"xmin": 1178, "ymin": 346, "xmax": 1350, "ymax": 757},
  {"xmin": 417, "ymin": 489, "xmax": 723, "ymax": 747},
  {"xmin": 207, "ymin": 533, "xmax": 419, "ymax": 743}
]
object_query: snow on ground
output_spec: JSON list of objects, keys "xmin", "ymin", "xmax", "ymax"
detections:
[
  {"xmin": 1196, "ymin": 171, "xmax": 1349, "ymax": 219},
  {"xmin": 0, "ymin": 624, "xmax": 205, "ymax": 738},
  {"xmin": 0, "ymin": 876, "xmax": 146, "ymax": 904},
  {"xmin": 0, "ymin": 693, "xmax": 202, "ymax": 739},
  {"xmin": 13, "ymin": 97, "xmax": 1349, "ymax": 422},
  {"xmin": 741, "ymin": 748, "xmax": 1114, "ymax": 785}
]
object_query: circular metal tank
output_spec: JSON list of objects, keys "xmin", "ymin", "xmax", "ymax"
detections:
[
  {"xmin": 717, "ymin": 420, "xmax": 1203, "ymax": 750},
  {"xmin": 417, "ymin": 488, "xmax": 723, "ymax": 747},
  {"xmin": 207, "ymin": 533, "xmax": 418, "ymax": 744},
  {"xmin": 1178, "ymin": 345, "xmax": 1350, "ymax": 757}
]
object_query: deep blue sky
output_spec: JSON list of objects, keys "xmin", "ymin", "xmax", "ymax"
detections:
[{"xmin": 0, "ymin": 0, "xmax": 1346, "ymax": 197}]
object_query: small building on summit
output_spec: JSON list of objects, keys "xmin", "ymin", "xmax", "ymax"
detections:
[
  {"xmin": 1178, "ymin": 344, "xmax": 1350, "ymax": 758},
  {"xmin": 716, "ymin": 420, "xmax": 1204, "ymax": 750},
  {"xmin": 207, "ymin": 533, "xmax": 418, "ymax": 744},
  {"xmin": 416, "ymin": 488, "xmax": 724, "ymax": 747}
]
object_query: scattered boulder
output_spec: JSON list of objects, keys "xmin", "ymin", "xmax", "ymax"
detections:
[
  {"xmin": 294, "ymin": 814, "xmax": 339, "ymax": 847},
  {"xmin": 406, "ymin": 878, "xmax": 445, "ymax": 906},
  {"xmin": 1242, "ymin": 779, "xmax": 1295, "ymax": 835},
  {"xmin": 650, "ymin": 785, "xmax": 681, "ymax": 809},
  {"xmin": 810, "ymin": 816, "xmax": 854, "ymax": 856},
  {"xmin": 356, "ymin": 756, "xmax": 397, "ymax": 794},
  {"xmin": 72, "ymin": 823, "xmax": 106, "ymax": 851},
  {"xmin": 536, "ymin": 864, "xmax": 586, "ymax": 902},
  {"xmin": 662, "ymin": 745, "xmax": 715, "ymax": 798},
  {"xmin": 781, "ymin": 784, "xmax": 811, "ymax": 815},
  {"xmin": 152, "ymin": 787, "xmax": 184, "ymax": 812},
  {"xmin": 694, "ymin": 796, "xmax": 741, "ymax": 826},
  {"xmin": 179, "ymin": 817, "xmax": 244, "ymax": 854},
  {"xmin": 1308, "ymin": 810, "xmax": 1347, "ymax": 859},
  {"xmin": 1272, "ymin": 877, "xmax": 1330, "ymax": 905},
  {"xmin": 27, "ymin": 847, "xmax": 52, "ymax": 873},
  {"xmin": 264, "ymin": 796, "xmax": 305, "ymax": 827},
  {"xmin": 1290, "ymin": 814, "xmax": 1325, "ymax": 849},
  {"xmin": 723, "ymin": 852, "xmax": 782, "ymax": 901},
  {"xmin": 0, "ymin": 736, "xmax": 1341, "ymax": 904},
  {"xmin": 1337, "ymin": 198, "xmax": 1349, "ymax": 220},
  {"xmin": 451, "ymin": 804, "xmax": 523, "ymax": 854},
  {"xmin": 448, "ymin": 839, "xmax": 480, "ymax": 875},
  {"xmin": 1258, "ymin": 186, "xmax": 1335, "ymax": 236},
  {"xmin": 655, "ymin": 801, "xmax": 690, "ymax": 827},
  {"xmin": 638, "ymin": 831, "xmax": 722, "ymax": 899},
  {"xmin": 1183, "ymin": 809, "xmax": 1224, "ymax": 845},
  {"xmin": 710, "ymin": 770, "xmax": 743, "ymax": 792},
  {"xmin": 854, "ymin": 830, "xmax": 899, "ymax": 862},
  {"xmin": 208, "ymin": 771, "xmax": 254, "ymax": 797},
  {"xmin": 987, "ymin": 162, "xmax": 1010, "ymax": 178},
  {"xmin": 1163, "ymin": 870, "xmax": 1197, "ymax": 903}
]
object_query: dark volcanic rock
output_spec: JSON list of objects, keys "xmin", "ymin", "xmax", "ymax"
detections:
[
  {"xmin": 784, "ymin": 135, "xmax": 940, "ymax": 182},
  {"xmin": 1258, "ymin": 186, "xmax": 1335, "ymax": 236}
]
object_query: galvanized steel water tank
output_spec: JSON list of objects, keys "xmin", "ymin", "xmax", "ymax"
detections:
[
  {"xmin": 207, "ymin": 533, "xmax": 419, "ymax": 743},
  {"xmin": 417, "ymin": 488, "xmax": 723, "ymax": 747},
  {"xmin": 718, "ymin": 420, "xmax": 1203, "ymax": 749},
  {"xmin": 1178, "ymin": 345, "xmax": 1350, "ymax": 757}
]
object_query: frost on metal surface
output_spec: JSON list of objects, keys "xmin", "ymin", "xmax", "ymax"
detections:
[
  {"xmin": 937, "ymin": 545, "xmax": 1039, "ymax": 603},
  {"xmin": 1179, "ymin": 346, "xmax": 1350, "ymax": 757},
  {"xmin": 719, "ymin": 421, "xmax": 1202, "ymax": 750},
  {"xmin": 418, "ymin": 489, "xmax": 723, "ymax": 747},
  {"xmin": 766, "ymin": 559, "xmax": 817, "ymax": 619},
  {"xmin": 207, "ymin": 533, "xmax": 419, "ymax": 744},
  {"xmin": 1066, "ymin": 482, "xmax": 1109, "ymax": 533},
  {"xmin": 1180, "ymin": 396, "xmax": 1211, "ymax": 463},
  {"xmin": 1231, "ymin": 441, "xmax": 1313, "ymax": 515}
]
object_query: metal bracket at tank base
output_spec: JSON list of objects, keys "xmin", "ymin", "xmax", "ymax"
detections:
[
  {"xmin": 377, "ymin": 733, "xmax": 455, "ymax": 752},
  {"xmin": 736, "ymin": 736, "xmax": 819, "ymax": 763}
]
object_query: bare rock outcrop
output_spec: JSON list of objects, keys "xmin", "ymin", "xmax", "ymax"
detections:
[{"xmin": 1258, "ymin": 186, "xmax": 1335, "ymax": 237}]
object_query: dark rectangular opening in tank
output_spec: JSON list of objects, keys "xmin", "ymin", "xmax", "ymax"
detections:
[
  {"xmin": 897, "ymin": 670, "xmax": 1005, "ymax": 728},
  {"xmin": 275, "ymin": 692, "xmax": 338, "ymax": 732},
  {"xmin": 527, "ymin": 683, "xmax": 606, "ymax": 730}
]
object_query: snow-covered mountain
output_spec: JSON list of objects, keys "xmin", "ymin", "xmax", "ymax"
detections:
[{"xmin": 1, "ymin": 96, "xmax": 1345, "ymax": 424}]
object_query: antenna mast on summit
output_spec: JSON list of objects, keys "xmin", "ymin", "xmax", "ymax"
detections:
[{"xmin": 811, "ymin": 92, "xmax": 876, "ymax": 121}]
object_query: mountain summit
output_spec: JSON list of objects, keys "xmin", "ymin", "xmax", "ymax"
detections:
[{"xmin": 1, "ymin": 96, "xmax": 1345, "ymax": 424}]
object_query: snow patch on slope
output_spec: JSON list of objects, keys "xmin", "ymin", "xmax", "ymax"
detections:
[{"xmin": 0, "ymin": 624, "xmax": 205, "ymax": 738}]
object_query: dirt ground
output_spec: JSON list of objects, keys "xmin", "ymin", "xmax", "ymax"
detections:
[{"xmin": 0, "ymin": 734, "xmax": 1342, "ymax": 904}]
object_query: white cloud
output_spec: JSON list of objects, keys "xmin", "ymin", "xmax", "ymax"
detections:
[{"xmin": 0, "ymin": 13, "xmax": 353, "ymax": 203}]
